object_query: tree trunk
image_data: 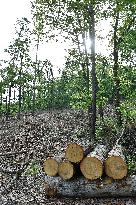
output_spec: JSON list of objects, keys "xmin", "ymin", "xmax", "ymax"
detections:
[
  {"xmin": 18, "ymin": 56, "xmax": 23, "ymax": 119},
  {"xmin": 113, "ymin": 9, "xmax": 122, "ymax": 126},
  {"xmin": 0, "ymin": 97, "xmax": 2, "ymax": 117},
  {"xmin": 80, "ymin": 145, "xmax": 107, "ymax": 180},
  {"xmin": 18, "ymin": 85, "xmax": 21, "ymax": 119},
  {"xmin": 105, "ymin": 144, "xmax": 127, "ymax": 179},
  {"xmin": 33, "ymin": 35, "xmax": 39, "ymax": 116},
  {"xmin": 5, "ymin": 96, "xmax": 8, "ymax": 120},
  {"xmin": 13, "ymin": 89, "xmax": 16, "ymax": 101},
  {"xmin": 44, "ymin": 175, "xmax": 136, "ymax": 197},
  {"xmin": 7, "ymin": 84, "xmax": 12, "ymax": 119},
  {"xmin": 0, "ymin": 83, "xmax": 2, "ymax": 116},
  {"xmin": 88, "ymin": 4, "xmax": 98, "ymax": 143},
  {"xmin": 49, "ymin": 68, "xmax": 54, "ymax": 109}
]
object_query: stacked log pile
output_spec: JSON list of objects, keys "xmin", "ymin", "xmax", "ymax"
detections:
[
  {"xmin": 43, "ymin": 143, "xmax": 128, "ymax": 180},
  {"xmin": 43, "ymin": 143, "xmax": 136, "ymax": 198}
]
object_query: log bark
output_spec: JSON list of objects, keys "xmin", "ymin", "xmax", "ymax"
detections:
[
  {"xmin": 43, "ymin": 158, "xmax": 59, "ymax": 177},
  {"xmin": 84, "ymin": 144, "xmax": 94, "ymax": 157},
  {"xmin": 80, "ymin": 145, "xmax": 107, "ymax": 180},
  {"xmin": 65, "ymin": 143, "xmax": 84, "ymax": 163},
  {"xmin": 58, "ymin": 161, "xmax": 75, "ymax": 180},
  {"xmin": 44, "ymin": 175, "xmax": 136, "ymax": 197},
  {"xmin": 105, "ymin": 144, "xmax": 127, "ymax": 179}
]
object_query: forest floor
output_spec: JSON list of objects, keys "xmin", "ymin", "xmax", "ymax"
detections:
[{"xmin": 0, "ymin": 109, "xmax": 136, "ymax": 205}]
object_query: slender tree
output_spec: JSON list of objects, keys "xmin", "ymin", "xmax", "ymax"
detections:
[
  {"xmin": 113, "ymin": 6, "xmax": 122, "ymax": 125},
  {"xmin": 88, "ymin": 3, "xmax": 98, "ymax": 142}
]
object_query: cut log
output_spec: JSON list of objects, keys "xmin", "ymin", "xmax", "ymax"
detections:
[
  {"xmin": 65, "ymin": 143, "xmax": 84, "ymax": 163},
  {"xmin": 105, "ymin": 144, "xmax": 127, "ymax": 179},
  {"xmin": 43, "ymin": 158, "xmax": 59, "ymax": 177},
  {"xmin": 44, "ymin": 175, "xmax": 136, "ymax": 197},
  {"xmin": 80, "ymin": 145, "xmax": 107, "ymax": 180},
  {"xmin": 58, "ymin": 161, "xmax": 75, "ymax": 180}
]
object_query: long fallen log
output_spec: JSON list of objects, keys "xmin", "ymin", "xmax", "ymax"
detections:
[
  {"xmin": 44, "ymin": 175, "xmax": 136, "ymax": 197},
  {"xmin": 80, "ymin": 145, "xmax": 107, "ymax": 180},
  {"xmin": 105, "ymin": 144, "xmax": 128, "ymax": 179}
]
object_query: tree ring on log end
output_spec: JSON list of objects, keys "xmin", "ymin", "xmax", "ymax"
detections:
[
  {"xmin": 43, "ymin": 158, "xmax": 58, "ymax": 176},
  {"xmin": 80, "ymin": 157, "xmax": 103, "ymax": 180},
  {"xmin": 65, "ymin": 143, "xmax": 84, "ymax": 163},
  {"xmin": 58, "ymin": 161, "xmax": 74, "ymax": 180},
  {"xmin": 105, "ymin": 156, "xmax": 128, "ymax": 179}
]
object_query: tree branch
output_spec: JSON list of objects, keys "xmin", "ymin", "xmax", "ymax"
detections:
[
  {"xmin": 118, "ymin": 16, "xmax": 135, "ymax": 45},
  {"xmin": 0, "ymin": 150, "xmax": 30, "ymax": 157}
]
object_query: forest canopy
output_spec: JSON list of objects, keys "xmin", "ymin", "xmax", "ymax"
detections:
[{"xmin": 0, "ymin": 0, "xmax": 135, "ymax": 134}]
